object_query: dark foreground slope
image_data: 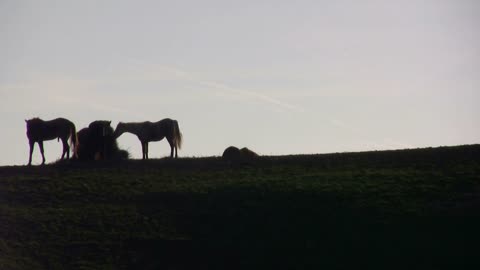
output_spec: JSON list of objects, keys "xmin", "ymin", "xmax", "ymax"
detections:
[{"xmin": 1, "ymin": 145, "xmax": 479, "ymax": 269}]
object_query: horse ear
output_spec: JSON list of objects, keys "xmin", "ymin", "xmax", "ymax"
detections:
[{"xmin": 108, "ymin": 121, "xmax": 112, "ymax": 125}]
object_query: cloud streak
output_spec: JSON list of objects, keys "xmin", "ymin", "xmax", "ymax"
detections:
[
  {"xmin": 197, "ymin": 80, "xmax": 305, "ymax": 112},
  {"xmin": 0, "ymin": 75, "xmax": 148, "ymax": 118},
  {"xmin": 1, "ymin": 61, "xmax": 306, "ymax": 120},
  {"xmin": 123, "ymin": 58, "xmax": 305, "ymax": 113}
]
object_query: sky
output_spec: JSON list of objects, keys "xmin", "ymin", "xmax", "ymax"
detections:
[{"xmin": 1, "ymin": 0, "xmax": 479, "ymax": 165}]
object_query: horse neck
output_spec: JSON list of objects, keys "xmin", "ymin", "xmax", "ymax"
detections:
[{"xmin": 121, "ymin": 123, "xmax": 144, "ymax": 136}]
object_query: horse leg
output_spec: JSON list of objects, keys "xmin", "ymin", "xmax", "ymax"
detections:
[
  {"xmin": 175, "ymin": 146, "xmax": 178, "ymax": 158},
  {"xmin": 28, "ymin": 141, "xmax": 35, "ymax": 166},
  {"xmin": 167, "ymin": 137, "xmax": 174, "ymax": 158},
  {"xmin": 145, "ymin": 142, "xmax": 149, "ymax": 160},
  {"xmin": 65, "ymin": 138, "xmax": 70, "ymax": 159},
  {"xmin": 141, "ymin": 141, "xmax": 146, "ymax": 160},
  {"xmin": 60, "ymin": 142, "xmax": 65, "ymax": 159},
  {"xmin": 61, "ymin": 138, "xmax": 69, "ymax": 160},
  {"xmin": 39, "ymin": 141, "xmax": 46, "ymax": 165}
]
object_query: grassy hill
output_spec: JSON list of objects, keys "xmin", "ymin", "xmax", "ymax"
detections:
[{"xmin": 1, "ymin": 145, "xmax": 479, "ymax": 269}]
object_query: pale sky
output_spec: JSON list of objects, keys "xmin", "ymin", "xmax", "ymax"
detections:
[{"xmin": 1, "ymin": 0, "xmax": 479, "ymax": 165}]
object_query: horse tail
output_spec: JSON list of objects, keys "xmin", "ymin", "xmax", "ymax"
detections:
[
  {"xmin": 173, "ymin": 120, "xmax": 183, "ymax": 150},
  {"xmin": 70, "ymin": 123, "xmax": 79, "ymax": 158}
]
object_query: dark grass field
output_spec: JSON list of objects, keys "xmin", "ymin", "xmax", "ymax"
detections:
[{"xmin": 1, "ymin": 145, "xmax": 479, "ymax": 269}]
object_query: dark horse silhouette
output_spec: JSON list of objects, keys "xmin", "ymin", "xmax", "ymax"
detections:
[
  {"xmin": 25, "ymin": 117, "xmax": 78, "ymax": 165},
  {"xmin": 222, "ymin": 146, "xmax": 259, "ymax": 163},
  {"xmin": 76, "ymin": 120, "xmax": 128, "ymax": 161},
  {"xmin": 113, "ymin": 118, "xmax": 182, "ymax": 159}
]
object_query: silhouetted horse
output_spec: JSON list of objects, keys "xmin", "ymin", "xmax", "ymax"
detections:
[
  {"xmin": 25, "ymin": 117, "xmax": 78, "ymax": 165},
  {"xmin": 76, "ymin": 120, "xmax": 128, "ymax": 161},
  {"xmin": 222, "ymin": 146, "xmax": 259, "ymax": 163},
  {"xmin": 113, "ymin": 118, "xmax": 182, "ymax": 159}
]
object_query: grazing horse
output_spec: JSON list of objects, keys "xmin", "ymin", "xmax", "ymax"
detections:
[
  {"xmin": 25, "ymin": 117, "xmax": 78, "ymax": 165},
  {"xmin": 113, "ymin": 118, "xmax": 183, "ymax": 159},
  {"xmin": 76, "ymin": 120, "xmax": 129, "ymax": 161}
]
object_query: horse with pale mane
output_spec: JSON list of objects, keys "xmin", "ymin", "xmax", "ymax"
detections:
[
  {"xmin": 113, "ymin": 118, "xmax": 182, "ymax": 159},
  {"xmin": 25, "ymin": 117, "xmax": 78, "ymax": 165}
]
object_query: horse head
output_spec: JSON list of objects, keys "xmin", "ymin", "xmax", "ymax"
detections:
[
  {"xmin": 113, "ymin": 122, "xmax": 126, "ymax": 139},
  {"xmin": 88, "ymin": 120, "xmax": 113, "ymax": 137}
]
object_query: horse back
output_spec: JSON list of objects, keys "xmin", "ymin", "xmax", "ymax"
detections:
[
  {"xmin": 26, "ymin": 118, "xmax": 74, "ymax": 142},
  {"xmin": 150, "ymin": 119, "xmax": 175, "ymax": 140}
]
